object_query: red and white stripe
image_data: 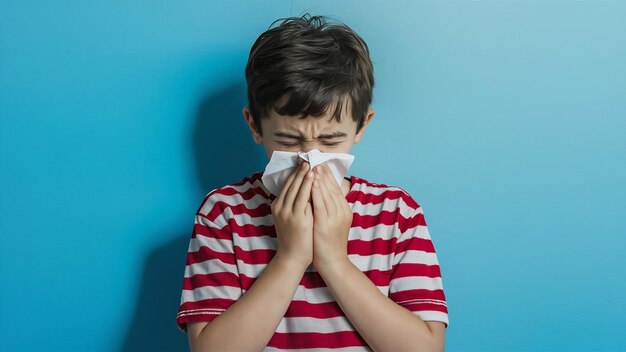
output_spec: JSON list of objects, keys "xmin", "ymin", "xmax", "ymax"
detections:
[{"xmin": 176, "ymin": 171, "xmax": 448, "ymax": 350}]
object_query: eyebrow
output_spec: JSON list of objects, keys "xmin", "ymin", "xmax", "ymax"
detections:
[{"xmin": 273, "ymin": 131, "xmax": 348, "ymax": 140}]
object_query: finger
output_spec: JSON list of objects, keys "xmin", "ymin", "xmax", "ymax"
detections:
[
  {"xmin": 322, "ymin": 165, "xmax": 344, "ymax": 212},
  {"xmin": 311, "ymin": 165, "xmax": 328, "ymax": 217},
  {"xmin": 311, "ymin": 172, "xmax": 326, "ymax": 217},
  {"xmin": 284, "ymin": 161, "xmax": 310, "ymax": 209},
  {"xmin": 315, "ymin": 164, "xmax": 336, "ymax": 214},
  {"xmin": 321, "ymin": 163, "xmax": 350, "ymax": 216},
  {"xmin": 275, "ymin": 162, "xmax": 303, "ymax": 207},
  {"xmin": 293, "ymin": 164, "xmax": 314, "ymax": 214},
  {"xmin": 321, "ymin": 162, "xmax": 343, "ymax": 197}
]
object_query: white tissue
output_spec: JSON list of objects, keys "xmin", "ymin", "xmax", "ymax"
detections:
[{"xmin": 261, "ymin": 149, "xmax": 355, "ymax": 196}]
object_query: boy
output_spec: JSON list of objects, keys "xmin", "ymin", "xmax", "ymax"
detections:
[{"xmin": 176, "ymin": 13, "xmax": 448, "ymax": 351}]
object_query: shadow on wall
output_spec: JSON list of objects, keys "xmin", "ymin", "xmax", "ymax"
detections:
[
  {"xmin": 192, "ymin": 83, "xmax": 268, "ymax": 193},
  {"xmin": 122, "ymin": 82, "xmax": 267, "ymax": 351}
]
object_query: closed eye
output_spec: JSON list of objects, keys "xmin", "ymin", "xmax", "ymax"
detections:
[{"xmin": 278, "ymin": 142, "xmax": 341, "ymax": 147}]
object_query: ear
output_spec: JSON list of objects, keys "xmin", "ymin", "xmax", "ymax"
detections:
[
  {"xmin": 354, "ymin": 108, "xmax": 375, "ymax": 143},
  {"xmin": 242, "ymin": 106, "xmax": 263, "ymax": 144}
]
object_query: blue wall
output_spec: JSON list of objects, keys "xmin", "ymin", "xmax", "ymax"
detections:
[{"xmin": 1, "ymin": 1, "xmax": 625, "ymax": 350}]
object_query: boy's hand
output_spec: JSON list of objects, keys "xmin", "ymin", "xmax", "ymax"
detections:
[
  {"xmin": 270, "ymin": 161, "xmax": 315, "ymax": 270},
  {"xmin": 311, "ymin": 162, "xmax": 353, "ymax": 270}
]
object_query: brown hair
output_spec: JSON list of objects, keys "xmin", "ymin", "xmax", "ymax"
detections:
[{"xmin": 245, "ymin": 13, "xmax": 375, "ymax": 135}]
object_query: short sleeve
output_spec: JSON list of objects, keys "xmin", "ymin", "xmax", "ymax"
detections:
[
  {"xmin": 388, "ymin": 201, "xmax": 449, "ymax": 327},
  {"xmin": 175, "ymin": 195, "xmax": 243, "ymax": 333}
]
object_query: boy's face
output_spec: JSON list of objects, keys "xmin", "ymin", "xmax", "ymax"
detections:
[{"xmin": 243, "ymin": 96, "xmax": 375, "ymax": 159}]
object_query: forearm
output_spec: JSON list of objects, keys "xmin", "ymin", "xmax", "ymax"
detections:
[
  {"xmin": 192, "ymin": 254, "xmax": 306, "ymax": 351},
  {"xmin": 317, "ymin": 258, "xmax": 442, "ymax": 352}
]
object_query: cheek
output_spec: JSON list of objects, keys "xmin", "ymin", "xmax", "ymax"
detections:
[
  {"xmin": 324, "ymin": 143, "xmax": 352, "ymax": 154},
  {"xmin": 319, "ymin": 147, "xmax": 338, "ymax": 153},
  {"xmin": 264, "ymin": 146, "xmax": 274, "ymax": 159}
]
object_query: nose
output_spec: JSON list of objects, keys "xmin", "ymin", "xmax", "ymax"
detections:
[
  {"xmin": 302, "ymin": 147, "xmax": 322, "ymax": 153},
  {"xmin": 296, "ymin": 148, "xmax": 328, "ymax": 163}
]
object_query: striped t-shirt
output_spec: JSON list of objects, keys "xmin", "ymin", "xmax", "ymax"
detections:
[{"xmin": 176, "ymin": 171, "xmax": 448, "ymax": 350}]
